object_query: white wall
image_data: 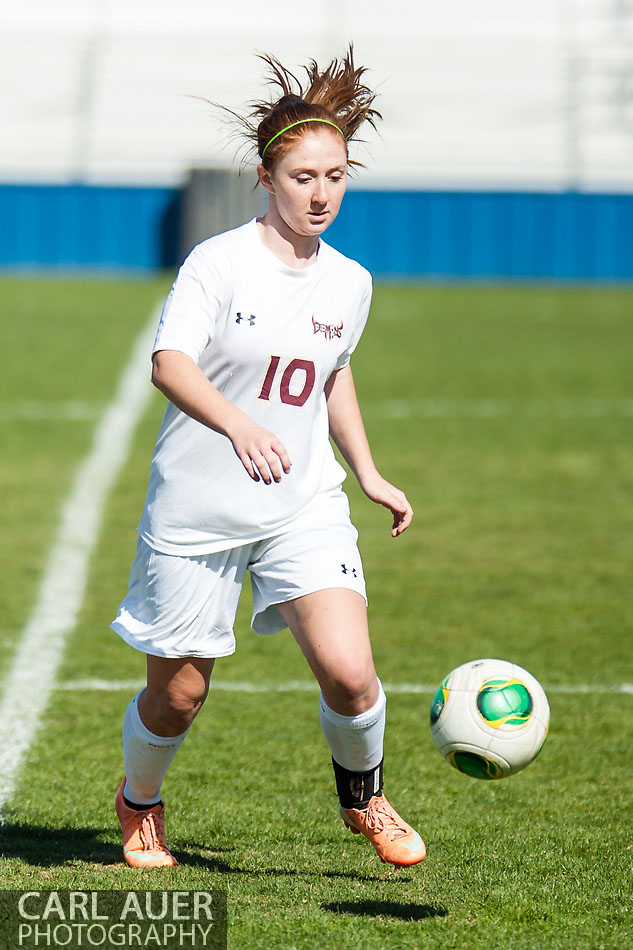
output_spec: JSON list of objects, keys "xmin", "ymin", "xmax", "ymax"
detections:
[{"xmin": 2, "ymin": 0, "xmax": 632, "ymax": 189}]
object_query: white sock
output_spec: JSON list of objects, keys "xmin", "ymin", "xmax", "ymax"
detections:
[
  {"xmin": 319, "ymin": 680, "xmax": 386, "ymax": 772},
  {"xmin": 122, "ymin": 689, "xmax": 189, "ymax": 806}
]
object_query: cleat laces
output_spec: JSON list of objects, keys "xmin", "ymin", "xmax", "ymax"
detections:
[
  {"xmin": 364, "ymin": 797, "xmax": 409, "ymax": 842},
  {"xmin": 139, "ymin": 812, "xmax": 164, "ymax": 852}
]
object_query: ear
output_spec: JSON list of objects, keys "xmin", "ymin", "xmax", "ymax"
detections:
[{"xmin": 257, "ymin": 163, "xmax": 275, "ymax": 196}]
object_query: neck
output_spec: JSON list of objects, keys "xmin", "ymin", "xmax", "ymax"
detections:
[{"xmin": 256, "ymin": 206, "xmax": 320, "ymax": 269}]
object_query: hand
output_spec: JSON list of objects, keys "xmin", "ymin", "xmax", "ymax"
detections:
[
  {"xmin": 230, "ymin": 420, "xmax": 291, "ymax": 485},
  {"xmin": 360, "ymin": 471, "xmax": 413, "ymax": 537}
]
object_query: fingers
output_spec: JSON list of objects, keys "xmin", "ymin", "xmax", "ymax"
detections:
[
  {"xmin": 380, "ymin": 485, "xmax": 413, "ymax": 537},
  {"xmin": 361, "ymin": 474, "xmax": 414, "ymax": 537},
  {"xmin": 390, "ymin": 492, "xmax": 413, "ymax": 537},
  {"xmin": 391, "ymin": 499, "xmax": 413, "ymax": 537},
  {"xmin": 237, "ymin": 432, "xmax": 291, "ymax": 485},
  {"xmin": 251, "ymin": 448, "xmax": 282, "ymax": 484},
  {"xmin": 274, "ymin": 439, "xmax": 292, "ymax": 476}
]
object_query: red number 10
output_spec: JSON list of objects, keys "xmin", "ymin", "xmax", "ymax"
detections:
[{"xmin": 258, "ymin": 356, "xmax": 316, "ymax": 407}]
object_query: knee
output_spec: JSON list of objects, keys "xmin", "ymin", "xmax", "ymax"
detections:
[
  {"xmin": 144, "ymin": 681, "xmax": 209, "ymax": 735},
  {"xmin": 326, "ymin": 668, "xmax": 379, "ymax": 716},
  {"xmin": 167, "ymin": 680, "xmax": 209, "ymax": 721}
]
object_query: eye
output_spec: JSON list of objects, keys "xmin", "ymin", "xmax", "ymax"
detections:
[{"xmin": 296, "ymin": 176, "xmax": 312, "ymax": 184}]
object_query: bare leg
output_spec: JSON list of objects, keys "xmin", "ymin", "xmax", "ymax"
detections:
[
  {"xmin": 138, "ymin": 655, "xmax": 216, "ymax": 736},
  {"xmin": 278, "ymin": 588, "xmax": 426, "ymax": 865},
  {"xmin": 122, "ymin": 655, "xmax": 215, "ymax": 807},
  {"xmin": 279, "ymin": 587, "xmax": 384, "ymax": 788},
  {"xmin": 115, "ymin": 654, "xmax": 216, "ymax": 867},
  {"xmin": 278, "ymin": 588, "xmax": 378, "ymax": 715}
]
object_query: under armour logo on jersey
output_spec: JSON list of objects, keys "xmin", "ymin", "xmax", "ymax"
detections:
[
  {"xmin": 341, "ymin": 564, "xmax": 357, "ymax": 578},
  {"xmin": 236, "ymin": 312, "xmax": 257, "ymax": 326}
]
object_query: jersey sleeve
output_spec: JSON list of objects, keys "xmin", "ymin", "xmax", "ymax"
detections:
[
  {"xmin": 153, "ymin": 242, "xmax": 228, "ymax": 363},
  {"xmin": 335, "ymin": 271, "xmax": 373, "ymax": 370}
]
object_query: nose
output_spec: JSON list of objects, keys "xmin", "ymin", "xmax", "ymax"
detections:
[{"xmin": 312, "ymin": 178, "xmax": 328, "ymax": 205}]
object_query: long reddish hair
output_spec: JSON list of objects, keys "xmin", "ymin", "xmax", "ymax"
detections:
[{"xmin": 217, "ymin": 45, "xmax": 381, "ymax": 171}]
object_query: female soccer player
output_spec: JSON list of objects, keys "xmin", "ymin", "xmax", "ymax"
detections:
[{"xmin": 111, "ymin": 47, "xmax": 425, "ymax": 869}]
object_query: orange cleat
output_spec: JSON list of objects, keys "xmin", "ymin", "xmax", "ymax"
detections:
[
  {"xmin": 115, "ymin": 778, "xmax": 178, "ymax": 868},
  {"xmin": 340, "ymin": 794, "xmax": 426, "ymax": 866}
]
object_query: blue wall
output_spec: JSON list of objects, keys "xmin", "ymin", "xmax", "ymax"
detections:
[
  {"xmin": 329, "ymin": 190, "xmax": 633, "ymax": 281},
  {"xmin": 0, "ymin": 183, "xmax": 180, "ymax": 272},
  {"xmin": 2, "ymin": 183, "xmax": 632, "ymax": 280}
]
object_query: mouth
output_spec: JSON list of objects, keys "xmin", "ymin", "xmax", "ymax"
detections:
[{"xmin": 308, "ymin": 210, "xmax": 328, "ymax": 222}]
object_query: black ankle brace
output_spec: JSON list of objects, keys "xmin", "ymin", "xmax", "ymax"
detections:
[
  {"xmin": 124, "ymin": 795, "xmax": 162, "ymax": 811},
  {"xmin": 332, "ymin": 757, "xmax": 384, "ymax": 810}
]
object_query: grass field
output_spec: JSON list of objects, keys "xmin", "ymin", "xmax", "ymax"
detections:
[{"xmin": 1, "ymin": 275, "xmax": 632, "ymax": 949}]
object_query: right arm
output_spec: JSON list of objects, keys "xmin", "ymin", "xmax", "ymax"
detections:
[{"xmin": 152, "ymin": 349, "xmax": 291, "ymax": 484}]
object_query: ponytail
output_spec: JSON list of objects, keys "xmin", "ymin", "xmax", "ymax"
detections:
[{"xmin": 211, "ymin": 45, "xmax": 381, "ymax": 171}]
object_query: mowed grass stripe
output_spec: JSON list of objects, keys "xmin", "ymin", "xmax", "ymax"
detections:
[
  {"xmin": 0, "ymin": 307, "xmax": 159, "ymax": 816},
  {"xmin": 55, "ymin": 678, "xmax": 633, "ymax": 694},
  {"xmin": 3, "ymin": 396, "xmax": 633, "ymax": 421}
]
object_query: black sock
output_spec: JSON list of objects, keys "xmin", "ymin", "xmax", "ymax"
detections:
[
  {"xmin": 332, "ymin": 757, "xmax": 383, "ymax": 810},
  {"xmin": 124, "ymin": 794, "xmax": 162, "ymax": 811}
]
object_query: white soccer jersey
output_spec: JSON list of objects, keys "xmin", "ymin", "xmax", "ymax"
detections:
[{"xmin": 138, "ymin": 218, "xmax": 372, "ymax": 554}]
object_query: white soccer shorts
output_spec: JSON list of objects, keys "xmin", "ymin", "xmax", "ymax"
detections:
[{"xmin": 111, "ymin": 491, "xmax": 367, "ymax": 658}]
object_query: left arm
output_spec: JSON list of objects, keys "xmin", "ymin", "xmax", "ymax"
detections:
[{"xmin": 325, "ymin": 364, "xmax": 413, "ymax": 537}]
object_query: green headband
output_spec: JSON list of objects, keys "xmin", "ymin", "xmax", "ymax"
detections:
[{"xmin": 261, "ymin": 118, "xmax": 345, "ymax": 157}]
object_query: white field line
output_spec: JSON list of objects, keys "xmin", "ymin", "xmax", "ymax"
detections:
[
  {"xmin": 55, "ymin": 679, "xmax": 633, "ymax": 696},
  {"xmin": 3, "ymin": 397, "xmax": 633, "ymax": 422},
  {"xmin": 0, "ymin": 307, "xmax": 159, "ymax": 817}
]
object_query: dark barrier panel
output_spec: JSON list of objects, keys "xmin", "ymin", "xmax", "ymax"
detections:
[
  {"xmin": 327, "ymin": 190, "xmax": 633, "ymax": 281},
  {"xmin": 1, "ymin": 183, "xmax": 631, "ymax": 280},
  {"xmin": 0, "ymin": 183, "xmax": 180, "ymax": 272}
]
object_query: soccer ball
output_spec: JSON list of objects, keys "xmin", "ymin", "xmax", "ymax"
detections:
[{"xmin": 430, "ymin": 658, "xmax": 549, "ymax": 779}]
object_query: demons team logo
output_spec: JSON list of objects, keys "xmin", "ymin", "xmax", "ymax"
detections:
[{"xmin": 312, "ymin": 315, "xmax": 343, "ymax": 340}]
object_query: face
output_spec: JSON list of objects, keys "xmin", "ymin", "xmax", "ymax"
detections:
[{"xmin": 259, "ymin": 129, "xmax": 348, "ymax": 238}]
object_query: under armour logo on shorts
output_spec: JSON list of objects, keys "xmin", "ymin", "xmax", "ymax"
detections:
[{"xmin": 341, "ymin": 563, "xmax": 357, "ymax": 577}]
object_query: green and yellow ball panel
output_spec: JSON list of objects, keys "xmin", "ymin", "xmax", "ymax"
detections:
[
  {"xmin": 446, "ymin": 749, "xmax": 504, "ymax": 780},
  {"xmin": 430, "ymin": 676, "xmax": 450, "ymax": 726},
  {"xmin": 477, "ymin": 677, "xmax": 533, "ymax": 729}
]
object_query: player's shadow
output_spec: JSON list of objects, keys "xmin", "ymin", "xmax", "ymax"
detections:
[
  {"xmin": 0, "ymin": 824, "xmax": 239, "ymax": 869},
  {"xmin": 0, "ymin": 825, "xmax": 424, "ymax": 887},
  {"xmin": 322, "ymin": 899, "xmax": 447, "ymax": 921},
  {"xmin": 181, "ymin": 849, "xmax": 398, "ymax": 883},
  {"xmin": 0, "ymin": 822, "xmax": 122, "ymax": 866}
]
